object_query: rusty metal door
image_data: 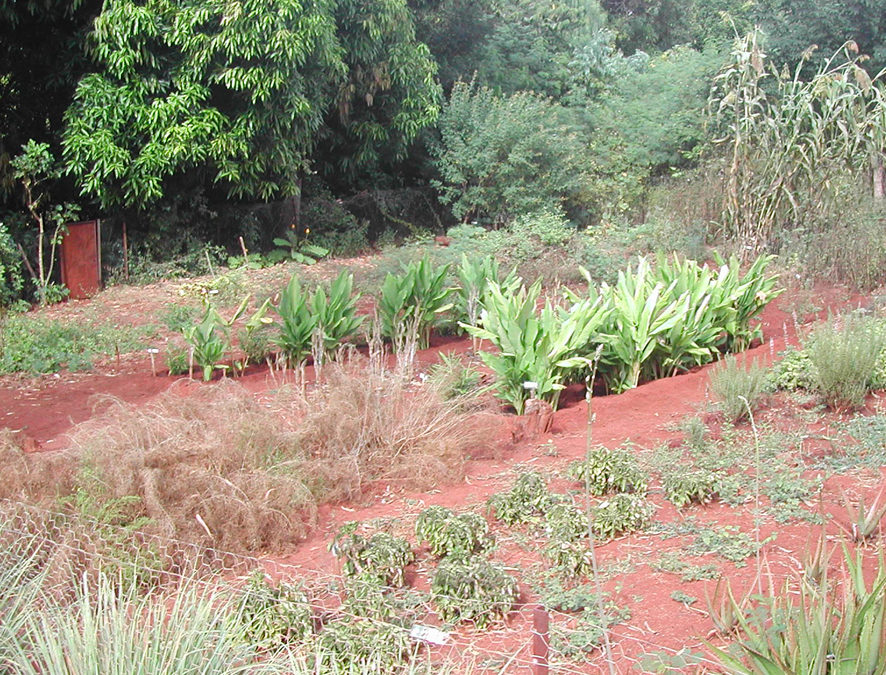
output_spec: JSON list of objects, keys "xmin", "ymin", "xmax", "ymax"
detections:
[{"xmin": 60, "ymin": 220, "xmax": 102, "ymax": 299}]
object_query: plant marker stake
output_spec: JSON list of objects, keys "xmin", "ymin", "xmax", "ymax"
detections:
[
  {"xmin": 531, "ymin": 605, "xmax": 549, "ymax": 675},
  {"xmin": 147, "ymin": 348, "xmax": 159, "ymax": 377}
]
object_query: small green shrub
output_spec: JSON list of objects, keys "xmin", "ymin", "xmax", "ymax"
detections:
[
  {"xmin": 807, "ymin": 315, "xmax": 886, "ymax": 410},
  {"xmin": 487, "ymin": 471, "xmax": 554, "ymax": 526},
  {"xmin": 414, "ymin": 506, "xmax": 491, "ymax": 560},
  {"xmin": 543, "ymin": 502, "xmax": 594, "ymax": 578},
  {"xmin": 159, "ymin": 304, "xmax": 199, "ymax": 333},
  {"xmin": 567, "ymin": 445, "xmax": 648, "ymax": 496},
  {"xmin": 316, "ymin": 615, "xmax": 418, "ymax": 671},
  {"xmin": 592, "ymin": 493, "xmax": 654, "ymax": 539},
  {"xmin": 0, "ymin": 223, "xmax": 24, "ymax": 309},
  {"xmin": 329, "ymin": 523, "xmax": 414, "ymax": 587},
  {"xmin": 688, "ymin": 526, "xmax": 762, "ymax": 566},
  {"xmin": 652, "ymin": 552, "xmax": 719, "ymax": 581},
  {"xmin": 709, "ymin": 356, "xmax": 768, "ymax": 423},
  {"xmin": 662, "ymin": 470, "xmax": 719, "ymax": 508},
  {"xmin": 165, "ymin": 344, "xmax": 189, "ymax": 375},
  {"xmin": 431, "ymin": 558, "xmax": 519, "ymax": 628},
  {"xmin": 551, "ymin": 606, "xmax": 632, "ymax": 658},
  {"xmin": 512, "ymin": 208, "xmax": 574, "ymax": 246}
]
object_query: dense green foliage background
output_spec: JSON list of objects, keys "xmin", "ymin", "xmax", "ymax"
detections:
[{"xmin": 2, "ymin": 0, "xmax": 886, "ymax": 304}]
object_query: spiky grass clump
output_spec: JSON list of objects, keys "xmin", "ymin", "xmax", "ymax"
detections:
[
  {"xmin": 68, "ymin": 382, "xmax": 315, "ymax": 553},
  {"xmin": 3, "ymin": 358, "xmax": 485, "ymax": 556}
]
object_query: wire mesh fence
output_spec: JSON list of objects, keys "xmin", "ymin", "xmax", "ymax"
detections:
[{"xmin": 0, "ymin": 497, "xmax": 755, "ymax": 673}]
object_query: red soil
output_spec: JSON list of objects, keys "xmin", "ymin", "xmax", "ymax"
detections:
[{"xmin": 0, "ymin": 278, "xmax": 882, "ymax": 672}]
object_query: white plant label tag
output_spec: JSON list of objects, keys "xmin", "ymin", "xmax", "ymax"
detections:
[{"xmin": 409, "ymin": 624, "xmax": 450, "ymax": 646}]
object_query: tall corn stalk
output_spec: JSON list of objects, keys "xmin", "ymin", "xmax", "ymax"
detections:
[{"xmin": 710, "ymin": 31, "xmax": 886, "ymax": 256}]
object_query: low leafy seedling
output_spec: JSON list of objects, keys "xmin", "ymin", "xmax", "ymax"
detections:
[
  {"xmin": 432, "ymin": 557, "xmax": 519, "ymax": 628},
  {"xmin": 329, "ymin": 522, "xmax": 413, "ymax": 587},
  {"xmin": 662, "ymin": 470, "xmax": 719, "ymax": 508},
  {"xmin": 415, "ymin": 505, "xmax": 491, "ymax": 559},
  {"xmin": 487, "ymin": 471, "xmax": 554, "ymax": 525},
  {"xmin": 233, "ymin": 571, "xmax": 312, "ymax": 650},
  {"xmin": 568, "ymin": 445, "xmax": 648, "ymax": 496},
  {"xmin": 592, "ymin": 493, "xmax": 654, "ymax": 540}
]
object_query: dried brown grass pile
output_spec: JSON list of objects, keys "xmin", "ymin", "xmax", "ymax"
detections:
[
  {"xmin": 0, "ymin": 429, "xmax": 76, "ymax": 503},
  {"xmin": 1, "ymin": 359, "xmax": 490, "ymax": 556},
  {"xmin": 69, "ymin": 381, "xmax": 315, "ymax": 553},
  {"xmin": 292, "ymin": 360, "xmax": 488, "ymax": 501}
]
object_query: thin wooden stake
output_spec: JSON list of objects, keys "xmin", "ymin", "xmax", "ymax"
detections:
[{"xmin": 531, "ymin": 605, "xmax": 549, "ymax": 675}]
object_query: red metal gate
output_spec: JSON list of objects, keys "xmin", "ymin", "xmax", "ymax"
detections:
[{"xmin": 60, "ymin": 220, "xmax": 102, "ymax": 299}]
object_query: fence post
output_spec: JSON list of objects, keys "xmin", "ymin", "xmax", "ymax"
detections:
[{"xmin": 532, "ymin": 604, "xmax": 550, "ymax": 675}]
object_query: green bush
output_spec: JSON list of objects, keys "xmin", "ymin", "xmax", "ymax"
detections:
[
  {"xmin": 431, "ymin": 558, "xmax": 519, "ymax": 628},
  {"xmin": 487, "ymin": 471, "xmax": 554, "ymax": 526},
  {"xmin": 378, "ymin": 256, "xmax": 453, "ymax": 350},
  {"xmin": 767, "ymin": 346, "xmax": 814, "ymax": 391},
  {"xmin": 415, "ymin": 506, "xmax": 491, "ymax": 560},
  {"xmin": 807, "ymin": 315, "xmax": 886, "ymax": 410},
  {"xmin": 233, "ymin": 571, "xmax": 312, "ymax": 650},
  {"xmin": 662, "ymin": 470, "xmax": 719, "ymax": 508},
  {"xmin": 592, "ymin": 493, "xmax": 654, "ymax": 540},
  {"xmin": 0, "ymin": 314, "xmax": 154, "ymax": 374},
  {"xmin": 329, "ymin": 523, "xmax": 413, "ymax": 587},
  {"xmin": 432, "ymin": 81, "xmax": 591, "ymax": 226},
  {"xmin": 464, "ymin": 280, "xmax": 609, "ymax": 413},
  {"xmin": 0, "ymin": 224, "xmax": 24, "ymax": 309}
]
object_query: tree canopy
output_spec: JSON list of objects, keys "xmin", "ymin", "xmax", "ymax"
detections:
[{"xmin": 62, "ymin": 0, "xmax": 441, "ymax": 208}]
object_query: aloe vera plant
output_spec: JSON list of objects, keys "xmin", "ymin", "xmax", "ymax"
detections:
[
  {"xmin": 464, "ymin": 280, "xmax": 609, "ymax": 413},
  {"xmin": 711, "ymin": 545, "xmax": 886, "ymax": 675}
]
